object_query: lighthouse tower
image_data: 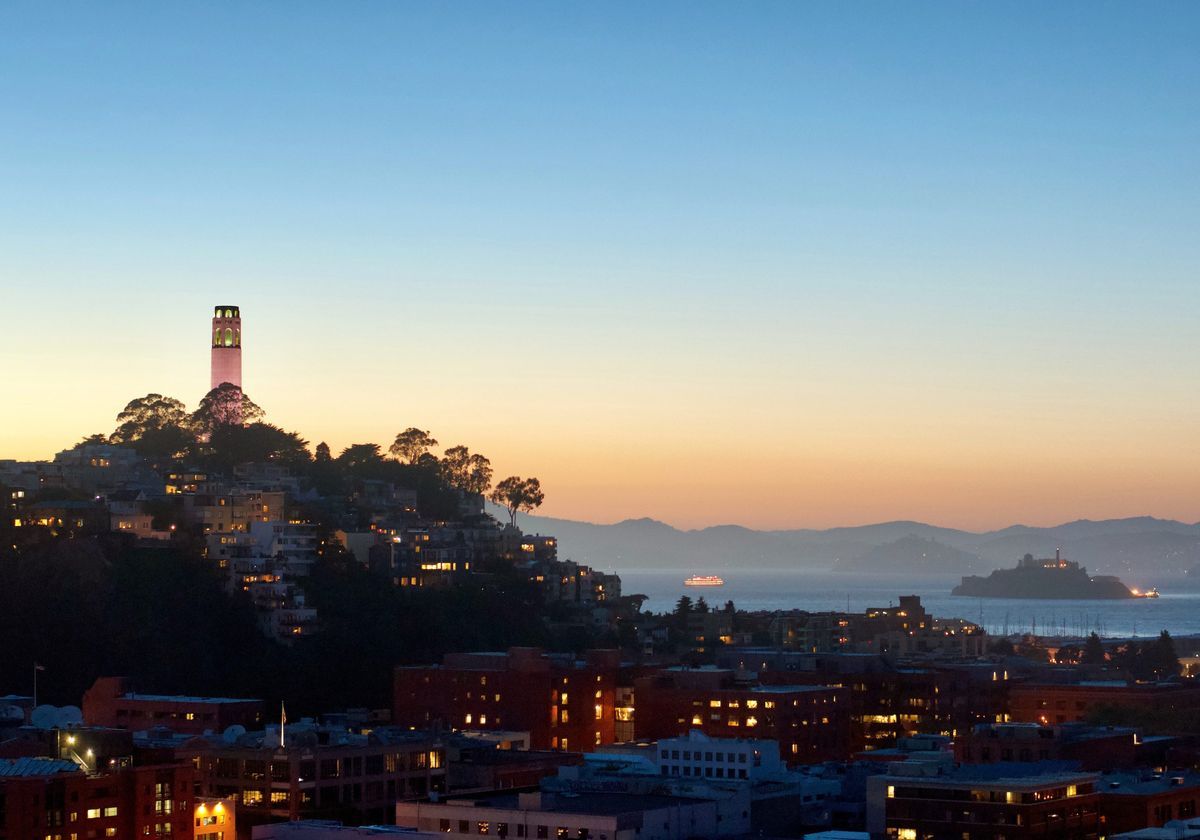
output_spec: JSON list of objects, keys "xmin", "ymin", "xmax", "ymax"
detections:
[{"xmin": 210, "ymin": 305, "xmax": 242, "ymax": 391}]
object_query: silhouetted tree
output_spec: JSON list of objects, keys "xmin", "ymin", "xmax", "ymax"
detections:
[
  {"xmin": 336, "ymin": 443, "xmax": 385, "ymax": 474},
  {"xmin": 695, "ymin": 596, "xmax": 710, "ymax": 613},
  {"xmin": 314, "ymin": 442, "xmax": 332, "ymax": 462},
  {"xmin": 441, "ymin": 446, "xmax": 494, "ymax": 496},
  {"xmin": 489, "ymin": 476, "xmax": 545, "ymax": 527},
  {"xmin": 1149, "ymin": 630, "xmax": 1181, "ymax": 679},
  {"xmin": 1083, "ymin": 632, "xmax": 1107, "ymax": 665},
  {"xmin": 389, "ymin": 428, "xmax": 438, "ymax": 464},
  {"xmin": 191, "ymin": 384, "xmax": 264, "ymax": 435},
  {"xmin": 207, "ymin": 423, "xmax": 311, "ymax": 471},
  {"xmin": 110, "ymin": 393, "xmax": 194, "ymax": 458}
]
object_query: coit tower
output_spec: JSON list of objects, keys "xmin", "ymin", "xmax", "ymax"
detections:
[{"xmin": 210, "ymin": 305, "xmax": 242, "ymax": 391}]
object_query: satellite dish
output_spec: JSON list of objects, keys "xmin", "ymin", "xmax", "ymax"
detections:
[
  {"xmin": 222, "ymin": 725, "xmax": 246, "ymax": 744},
  {"xmin": 31, "ymin": 705, "xmax": 58, "ymax": 730},
  {"xmin": 0, "ymin": 704, "xmax": 24, "ymax": 724},
  {"xmin": 57, "ymin": 706, "xmax": 83, "ymax": 727}
]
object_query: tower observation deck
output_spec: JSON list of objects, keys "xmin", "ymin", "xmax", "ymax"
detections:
[{"xmin": 210, "ymin": 305, "xmax": 242, "ymax": 391}]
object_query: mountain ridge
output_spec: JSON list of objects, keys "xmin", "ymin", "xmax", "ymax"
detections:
[{"xmin": 497, "ymin": 507, "xmax": 1200, "ymax": 578}]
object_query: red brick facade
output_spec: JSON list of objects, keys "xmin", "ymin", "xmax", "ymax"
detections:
[{"xmin": 393, "ymin": 648, "xmax": 619, "ymax": 752}]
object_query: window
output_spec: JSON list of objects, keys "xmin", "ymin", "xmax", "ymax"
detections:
[
  {"xmin": 86, "ymin": 811, "xmax": 101, "ymax": 821},
  {"xmin": 477, "ymin": 823, "xmax": 490, "ymax": 835},
  {"xmin": 439, "ymin": 820, "xmax": 451, "ymax": 833},
  {"xmin": 102, "ymin": 809, "xmax": 118, "ymax": 818},
  {"xmin": 242, "ymin": 791, "xmax": 263, "ymax": 806},
  {"xmin": 536, "ymin": 828, "xmax": 548, "ymax": 839},
  {"xmin": 594, "ymin": 705, "xmax": 603, "ymax": 720},
  {"xmin": 270, "ymin": 792, "xmax": 288, "ymax": 804}
]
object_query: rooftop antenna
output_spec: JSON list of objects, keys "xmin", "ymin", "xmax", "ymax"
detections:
[{"xmin": 33, "ymin": 663, "xmax": 45, "ymax": 707}]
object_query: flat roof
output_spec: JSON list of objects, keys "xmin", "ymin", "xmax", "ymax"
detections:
[
  {"xmin": 444, "ymin": 792, "xmax": 707, "ymax": 816},
  {"xmin": 1101, "ymin": 773, "xmax": 1200, "ymax": 795},
  {"xmin": 749, "ymin": 685, "xmax": 840, "ymax": 694},
  {"xmin": 123, "ymin": 692, "xmax": 260, "ymax": 704},
  {"xmin": 0, "ymin": 757, "xmax": 83, "ymax": 778}
]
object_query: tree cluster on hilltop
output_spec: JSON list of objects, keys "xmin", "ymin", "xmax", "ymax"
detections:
[{"xmin": 87, "ymin": 387, "xmax": 545, "ymax": 527}]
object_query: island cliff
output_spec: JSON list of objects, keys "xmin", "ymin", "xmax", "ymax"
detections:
[{"xmin": 953, "ymin": 551, "xmax": 1134, "ymax": 600}]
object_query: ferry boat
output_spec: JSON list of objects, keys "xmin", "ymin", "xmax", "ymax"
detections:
[
  {"xmin": 684, "ymin": 575, "xmax": 725, "ymax": 587},
  {"xmin": 1131, "ymin": 587, "xmax": 1160, "ymax": 599}
]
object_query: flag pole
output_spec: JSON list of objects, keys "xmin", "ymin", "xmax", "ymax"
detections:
[{"xmin": 280, "ymin": 702, "xmax": 286, "ymax": 749}]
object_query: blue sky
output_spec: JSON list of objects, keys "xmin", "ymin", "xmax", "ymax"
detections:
[{"xmin": 2, "ymin": 2, "xmax": 1198, "ymax": 528}]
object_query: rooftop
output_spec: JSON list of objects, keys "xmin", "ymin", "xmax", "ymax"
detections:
[
  {"xmin": 1101, "ymin": 772, "xmax": 1200, "ymax": 795},
  {"xmin": 123, "ymin": 692, "xmax": 260, "ymax": 704},
  {"xmin": 0, "ymin": 757, "xmax": 82, "ymax": 778},
  {"xmin": 442, "ymin": 791, "xmax": 708, "ymax": 816}
]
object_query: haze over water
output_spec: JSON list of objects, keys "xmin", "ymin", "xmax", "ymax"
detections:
[{"xmin": 621, "ymin": 568, "xmax": 1200, "ymax": 639}]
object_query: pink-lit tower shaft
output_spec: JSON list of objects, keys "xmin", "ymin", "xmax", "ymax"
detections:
[{"xmin": 210, "ymin": 305, "xmax": 242, "ymax": 391}]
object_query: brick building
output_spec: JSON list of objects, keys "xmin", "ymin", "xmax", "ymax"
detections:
[
  {"xmin": 183, "ymin": 725, "xmax": 446, "ymax": 831},
  {"xmin": 1099, "ymin": 772, "xmax": 1200, "ymax": 836},
  {"xmin": 0, "ymin": 756, "xmax": 196, "ymax": 840},
  {"xmin": 393, "ymin": 649, "xmax": 620, "ymax": 752},
  {"xmin": 956, "ymin": 722, "xmax": 1142, "ymax": 771},
  {"xmin": 631, "ymin": 668, "xmax": 850, "ymax": 765},
  {"xmin": 1009, "ymin": 682, "xmax": 1200, "ymax": 726},
  {"xmin": 82, "ymin": 678, "xmax": 263, "ymax": 736},
  {"xmin": 868, "ymin": 764, "xmax": 1101, "ymax": 839},
  {"xmin": 720, "ymin": 650, "xmax": 1011, "ymax": 752}
]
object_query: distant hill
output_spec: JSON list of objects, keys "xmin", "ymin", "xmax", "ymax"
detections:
[
  {"xmin": 834, "ymin": 535, "xmax": 986, "ymax": 575},
  {"xmin": 501, "ymin": 507, "xmax": 1200, "ymax": 578}
]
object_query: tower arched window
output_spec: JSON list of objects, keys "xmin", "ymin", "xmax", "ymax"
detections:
[
  {"xmin": 214, "ymin": 328, "xmax": 221, "ymax": 347},
  {"xmin": 234, "ymin": 329, "xmax": 240, "ymax": 347},
  {"xmin": 224, "ymin": 327, "xmax": 233, "ymax": 347},
  {"xmin": 225, "ymin": 308, "xmax": 233, "ymax": 319}
]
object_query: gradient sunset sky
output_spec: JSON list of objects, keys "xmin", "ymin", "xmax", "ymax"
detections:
[{"xmin": 2, "ymin": 3, "xmax": 1198, "ymax": 531}]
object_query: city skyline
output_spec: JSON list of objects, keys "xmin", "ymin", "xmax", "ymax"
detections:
[{"xmin": 3, "ymin": 3, "xmax": 1199, "ymax": 530}]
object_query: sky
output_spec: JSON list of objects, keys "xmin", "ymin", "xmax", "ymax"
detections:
[{"xmin": 1, "ymin": 2, "xmax": 1198, "ymax": 531}]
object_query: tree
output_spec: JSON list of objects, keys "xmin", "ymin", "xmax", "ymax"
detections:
[
  {"xmin": 695, "ymin": 596, "xmax": 710, "ymax": 613},
  {"xmin": 75, "ymin": 434, "xmax": 109, "ymax": 447},
  {"xmin": 1149, "ymin": 630, "xmax": 1181, "ymax": 680},
  {"xmin": 207, "ymin": 423, "xmax": 311, "ymax": 470},
  {"xmin": 191, "ymin": 384, "xmax": 264, "ymax": 435},
  {"xmin": 674, "ymin": 595, "xmax": 693, "ymax": 618},
  {"xmin": 389, "ymin": 428, "xmax": 438, "ymax": 464},
  {"xmin": 315, "ymin": 442, "xmax": 332, "ymax": 462},
  {"xmin": 336, "ymin": 443, "xmax": 385, "ymax": 472},
  {"xmin": 1082, "ymin": 632, "xmax": 1107, "ymax": 665},
  {"xmin": 441, "ymin": 446, "xmax": 494, "ymax": 495},
  {"xmin": 489, "ymin": 476, "xmax": 545, "ymax": 527},
  {"xmin": 110, "ymin": 393, "xmax": 194, "ymax": 458}
]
